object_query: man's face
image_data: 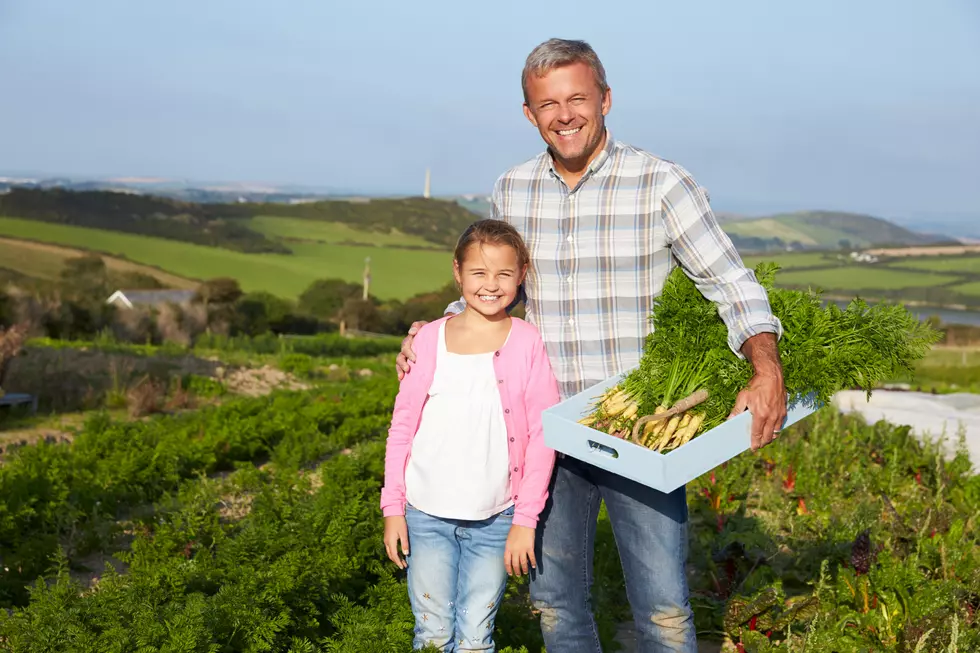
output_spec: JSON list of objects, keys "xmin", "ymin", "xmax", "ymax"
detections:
[{"xmin": 523, "ymin": 61, "xmax": 611, "ymax": 169}]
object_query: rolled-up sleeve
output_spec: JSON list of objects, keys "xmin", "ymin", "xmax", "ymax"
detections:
[{"xmin": 660, "ymin": 163, "xmax": 783, "ymax": 357}]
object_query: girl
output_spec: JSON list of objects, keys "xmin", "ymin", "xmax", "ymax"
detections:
[{"xmin": 380, "ymin": 219, "xmax": 560, "ymax": 651}]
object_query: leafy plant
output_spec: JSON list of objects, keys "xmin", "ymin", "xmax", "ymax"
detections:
[{"xmin": 581, "ymin": 263, "xmax": 940, "ymax": 451}]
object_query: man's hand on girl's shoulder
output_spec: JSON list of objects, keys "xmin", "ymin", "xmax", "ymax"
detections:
[
  {"xmin": 395, "ymin": 320, "xmax": 428, "ymax": 379},
  {"xmin": 504, "ymin": 525, "xmax": 537, "ymax": 576}
]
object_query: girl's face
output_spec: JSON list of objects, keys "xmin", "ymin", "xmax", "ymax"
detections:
[{"xmin": 453, "ymin": 241, "xmax": 526, "ymax": 320}]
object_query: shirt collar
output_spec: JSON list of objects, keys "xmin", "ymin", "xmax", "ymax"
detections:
[{"xmin": 545, "ymin": 129, "xmax": 616, "ymax": 187}]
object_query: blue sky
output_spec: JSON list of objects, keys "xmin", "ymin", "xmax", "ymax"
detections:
[{"xmin": 1, "ymin": 0, "xmax": 978, "ymax": 224}]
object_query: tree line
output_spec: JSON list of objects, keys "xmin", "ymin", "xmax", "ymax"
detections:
[
  {"xmin": 0, "ymin": 187, "xmax": 286, "ymax": 254},
  {"xmin": 241, "ymin": 196, "xmax": 481, "ymax": 249},
  {"xmin": 0, "ymin": 252, "xmax": 491, "ymax": 346}
]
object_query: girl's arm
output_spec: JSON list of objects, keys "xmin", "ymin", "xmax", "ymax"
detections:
[
  {"xmin": 380, "ymin": 335, "xmax": 427, "ymax": 518},
  {"xmin": 514, "ymin": 334, "xmax": 561, "ymax": 529}
]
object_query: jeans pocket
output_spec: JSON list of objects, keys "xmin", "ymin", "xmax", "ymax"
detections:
[{"xmin": 500, "ymin": 505, "xmax": 515, "ymax": 518}]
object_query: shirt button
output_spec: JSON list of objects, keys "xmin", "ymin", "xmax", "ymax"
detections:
[
  {"xmin": 566, "ymin": 276, "xmax": 573, "ymax": 283},
  {"xmin": 568, "ymin": 318, "xmax": 575, "ymax": 325},
  {"xmin": 513, "ymin": 466, "xmax": 519, "ymax": 472},
  {"xmin": 505, "ymin": 408, "xmax": 510, "ymax": 414},
  {"xmin": 510, "ymin": 437, "xmax": 515, "ymax": 442},
  {"xmin": 566, "ymin": 235, "xmax": 573, "ymax": 242},
  {"xmin": 514, "ymin": 495, "xmax": 518, "ymax": 500},
  {"xmin": 494, "ymin": 351, "xmax": 500, "ymax": 357},
  {"xmin": 498, "ymin": 379, "xmax": 503, "ymax": 384}
]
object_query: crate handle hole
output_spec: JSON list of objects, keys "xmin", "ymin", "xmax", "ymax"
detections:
[{"xmin": 587, "ymin": 440, "xmax": 619, "ymax": 459}]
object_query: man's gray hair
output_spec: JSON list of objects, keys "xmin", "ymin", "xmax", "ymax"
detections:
[{"xmin": 522, "ymin": 38, "xmax": 609, "ymax": 103}]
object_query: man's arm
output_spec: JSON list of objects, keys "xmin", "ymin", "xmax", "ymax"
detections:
[{"xmin": 660, "ymin": 163, "xmax": 786, "ymax": 450}]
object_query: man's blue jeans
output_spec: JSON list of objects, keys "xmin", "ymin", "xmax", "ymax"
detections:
[
  {"xmin": 529, "ymin": 455, "xmax": 697, "ymax": 652},
  {"xmin": 404, "ymin": 503, "xmax": 514, "ymax": 651}
]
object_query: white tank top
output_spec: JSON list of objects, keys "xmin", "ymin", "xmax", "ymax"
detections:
[{"xmin": 404, "ymin": 320, "xmax": 514, "ymax": 520}]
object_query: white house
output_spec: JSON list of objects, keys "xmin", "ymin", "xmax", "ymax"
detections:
[{"xmin": 106, "ymin": 289, "xmax": 197, "ymax": 309}]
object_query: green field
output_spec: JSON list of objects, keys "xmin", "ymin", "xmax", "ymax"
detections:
[
  {"xmin": 0, "ymin": 217, "xmax": 452, "ymax": 300},
  {"xmin": 951, "ymin": 280, "xmax": 980, "ymax": 297},
  {"xmin": 6, "ymin": 212, "xmax": 978, "ymax": 308},
  {"xmin": 721, "ymin": 210, "xmax": 934, "ymax": 250},
  {"xmin": 724, "ymin": 218, "xmax": 821, "ymax": 245},
  {"xmin": 741, "ymin": 251, "xmax": 841, "ymax": 270},
  {"xmin": 775, "ymin": 266, "xmax": 961, "ymax": 290},
  {"xmin": 0, "ymin": 238, "xmax": 79, "ymax": 280},
  {"xmin": 246, "ymin": 215, "xmax": 441, "ymax": 249},
  {"xmin": 0, "ymin": 236, "xmax": 198, "ymax": 288},
  {"xmin": 775, "ymin": 214, "xmax": 864, "ymax": 247},
  {"xmin": 887, "ymin": 255, "xmax": 980, "ymax": 274}
]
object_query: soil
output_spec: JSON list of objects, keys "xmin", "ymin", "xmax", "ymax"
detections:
[
  {"xmin": 216, "ymin": 364, "xmax": 310, "ymax": 396},
  {"xmin": 0, "ymin": 349, "xmax": 311, "ymax": 456}
]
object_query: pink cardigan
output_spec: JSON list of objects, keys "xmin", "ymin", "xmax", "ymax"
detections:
[{"xmin": 380, "ymin": 315, "xmax": 561, "ymax": 529}]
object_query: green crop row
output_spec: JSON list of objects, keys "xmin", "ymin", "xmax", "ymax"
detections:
[
  {"xmin": 27, "ymin": 330, "xmax": 403, "ymax": 360},
  {"xmin": 0, "ymin": 384, "xmax": 978, "ymax": 650},
  {"xmin": 0, "ymin": 374, "xmax": 397, "ymax": 607}
]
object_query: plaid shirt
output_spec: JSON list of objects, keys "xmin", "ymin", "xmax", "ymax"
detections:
[{"xmin": 447, "ymin": 132, "xmax": 782, "ymax": 400}]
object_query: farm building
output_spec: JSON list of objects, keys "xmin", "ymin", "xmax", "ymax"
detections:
[{"xmin": 106, "ymin": 289, "xmax": 197, "ymax": 309}]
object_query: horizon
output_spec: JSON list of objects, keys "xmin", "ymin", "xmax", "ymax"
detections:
[
  {"xmin": 0, "ymin": 169, "xmax": 975, "ymax": 236},
  {"xmin": 1, "ymin": 0, "xmax": 978, "ymax": 226}
]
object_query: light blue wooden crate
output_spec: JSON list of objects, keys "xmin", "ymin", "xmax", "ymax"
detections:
[{"xmin": 541, "ymin": 367, "xmax": 821, "ymax": 493}]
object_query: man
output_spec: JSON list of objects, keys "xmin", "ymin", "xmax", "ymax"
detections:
[{"xmin": 396, "ymin": 38, "xmax": 786, "ymax": 652}]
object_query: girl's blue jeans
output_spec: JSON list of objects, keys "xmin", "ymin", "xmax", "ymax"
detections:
[{"xmin": 404, "ymin": 503, "xmax": 514, "ymax": 652}]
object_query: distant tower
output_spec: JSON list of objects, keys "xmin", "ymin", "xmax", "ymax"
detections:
[
  {"xmin": 363, "ymin": 256, "xmax": 371, "ymax": 300},
  {"xmin": 423, "ymin": 168, "xmax": 431, "ymax": 199}
]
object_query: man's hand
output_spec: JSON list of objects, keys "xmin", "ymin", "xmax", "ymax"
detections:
[
  {"xmin": 395, "ymin": 321, "xmax": 427, "ymax": 380},
  {"xmin": 729, "ymin": 332, "xmax": 787, "ymax": 450},
  {"xmin": 383, "ymin": 515, "xmax": 410, "ymax": 569},
  {"xmin": 504, "ymin": 525, "xmax": 536, "ymax": 576}
]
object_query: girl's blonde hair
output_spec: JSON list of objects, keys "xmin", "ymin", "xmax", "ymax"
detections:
[{"xmin": 453, "ymin": 219, "xmax": 530, "ymax": 271}]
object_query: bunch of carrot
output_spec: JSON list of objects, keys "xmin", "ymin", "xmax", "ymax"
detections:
[
  {"xmin": 578, "ymin": 362, "xmax": 711, "ymax": 453},
  {"xmin": 573, "ymin": 261, "xmax": 941, "ymax": 455}
]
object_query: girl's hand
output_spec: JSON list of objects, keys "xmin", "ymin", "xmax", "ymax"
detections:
[
  {"xmin": 384, "ymin": 516, "xmax": 409, "ymax": 569},
  {"xmin": 504, "ymin": 525, "xmax": 537, "ymax": 576}
]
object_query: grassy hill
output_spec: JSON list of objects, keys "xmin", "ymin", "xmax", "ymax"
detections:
[
  {"xmin": 722, "ymin": 210, "xmax": 947, "ymax": 251},
  {"xmin": 3, "ymin": 187, "xmax": 976, "ymax": 311},
  {"xmin": 248, "ymin": 197, "xmax": 480, "ymax": 249},
  {"xmin": 0, "ymin": 188, "xmax": 483, "ymax": 255},
  {"xmin": 244, "ymin": 215, "xmax": 442, "ymax": 250},
  {"xmin": 0, "ymin": 217, "xmax": 452, "ymax": 301},
  {"xmin": 0, "ymin": 236, "xmax": 198, "ymax": 290},
  {"xmin": 0, "ymin": 187, "xmax": 283, "ymax": 254}
]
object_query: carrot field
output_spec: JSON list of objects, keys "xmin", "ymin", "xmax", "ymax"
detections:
[{"xmin": 0, "ymin": 336, "xmax": 976, "ymax": 652}]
